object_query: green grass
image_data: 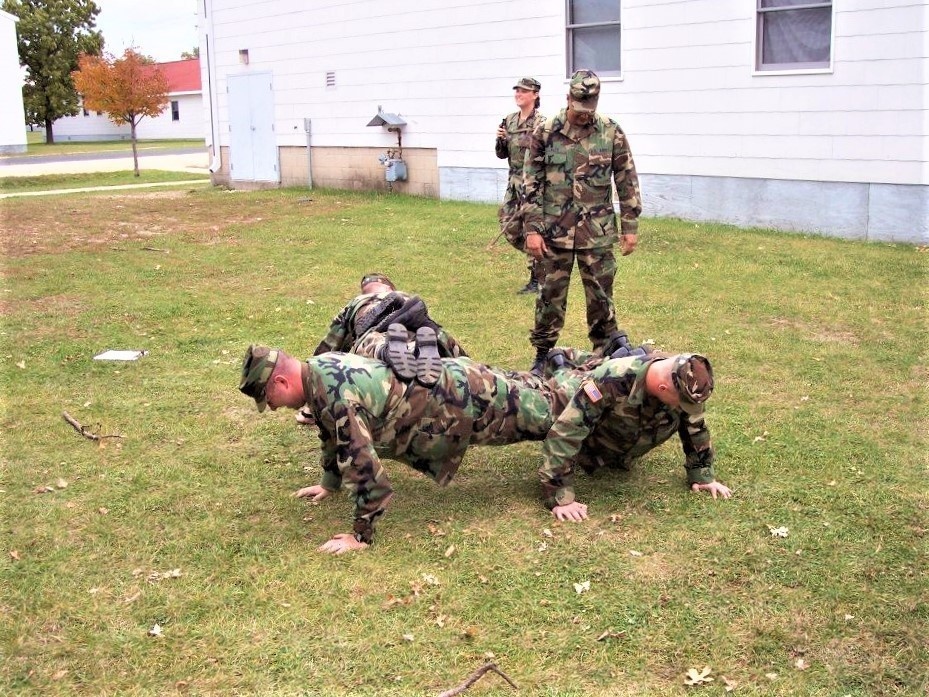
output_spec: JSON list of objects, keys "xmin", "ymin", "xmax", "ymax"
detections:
[
  {"xmin": 0, "ymin": 170, "xmax": 210, "ymax": 194},
  {"xmin": 0, "ymin": 187, "xmax": 926, "ymax": 696},
  {"xmin": 9, "ymin": 134, "xmax": 204, "ymax": 157}
]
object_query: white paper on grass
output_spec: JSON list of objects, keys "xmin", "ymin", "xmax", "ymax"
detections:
[{"xmin": 93, "ymin": 350, "xmax": 149, "ymax": 361}]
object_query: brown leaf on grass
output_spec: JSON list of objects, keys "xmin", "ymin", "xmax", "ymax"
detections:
[
  {"xmin": 55, "ymin": 478, "xmax": 68, "ymax": 489},
  {"xmin": 684, "ymin": 666, "xmax": 714, "ymax": 685},
  {"xmin": 124, "ymin": 591, "xmax": 141, "ymax": 604},
  {"xmin": 444, "ymin": 545, "xmax": 456, "ymax": 558},
  {"xmin": 382, "ymin": 594, "xmax": 415, "ymax": 609},
  {"xmin": 427, "ymin": 523, "xmax": 446, "ymax": 537},
  {"xmin": 34, "ymin": 485, "xmax": 55, "ymax": 494},
  {"xmin": 52, "ymin": 669, "xmax": 68, "ymax": 680},
  {"xmin": 794, "ymin": 658, "xmax": 809, "ymax": 670},
  {"xmin": 596, "ymin": 629, "xmax": 626, "ymax": 641},
  {"xmin": 721, "ymin": 675, "xmax": 736, "ymax": 691},
  {"xmin": 9, "ymin": 550, "xmax": 20, "ymax": 561},
  {"xmin": 98, "ymin": 507, "xmax": 109, "ymax": 515},
  {"xmin": 148, "ymin": 623, "xmax": 163, "ymax": 637}
]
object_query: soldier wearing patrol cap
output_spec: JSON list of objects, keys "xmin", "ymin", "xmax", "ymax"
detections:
[
  {"xmin": 239, "ymin": 343, "xmax": 558, "ymax": 553},
  {"xmin": 521, "ymin": 69, "xmax": 643, "ymax": 376},
  {"xmin": 496, "ymin": 77, "xmax": 546, "ymax": 295},
  {"xmin": 538, "ymin": 350, "xmax": 731, "ymax": 522}
]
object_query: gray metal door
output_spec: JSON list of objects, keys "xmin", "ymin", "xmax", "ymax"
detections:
[{"xmin": 228, "ymin": 72, "xmax": 278, "ymax": 182}]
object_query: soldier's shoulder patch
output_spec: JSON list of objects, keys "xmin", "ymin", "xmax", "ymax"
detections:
[{"xmin": 582, "ymin": 381, "xmax": 603, "ymax": 403}]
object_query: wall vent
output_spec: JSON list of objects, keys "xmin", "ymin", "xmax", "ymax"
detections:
[{"xmin": 325, "ymin": 71, "xmax": 336, "ymax": 88}]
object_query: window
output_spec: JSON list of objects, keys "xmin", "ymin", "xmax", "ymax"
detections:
[
  {"xmin": 566, "ymin": 0, "xmax": 621, "ymax": 78},
  {"xmin": 756, "ymin": 0, "xmax": 832, "ymax": 71},
  {"xmin": 82, "ymin": 107, "xmax": 89, "ymax": 117},
  {"xmin": 171, "ymin": 101, "xmax": 180, "ymax": 121}
]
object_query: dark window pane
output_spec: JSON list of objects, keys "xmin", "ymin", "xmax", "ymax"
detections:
[
  {"xmin": 762, "ymin": 7, "xmax": 831, "ymax": 64},
  {"xmin": 572, "ymin": 25, "xmax": 621, "ymax": 73},
  {"xmin": 570, "ymin": 0, "xmax": 620, "ymax": 25}
]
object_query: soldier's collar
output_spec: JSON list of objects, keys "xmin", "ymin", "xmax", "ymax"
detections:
[{"xmin": 626, "ymin": 358, "xmax": 654, "ymax": 407}]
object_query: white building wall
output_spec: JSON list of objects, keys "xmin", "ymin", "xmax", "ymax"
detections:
[
  {"xmin": 200, "ymin": 0, "xmax": 928, "ymax": 242},
  {"xmin": 53, "ymin": 111, "xmax": 130, "ymax": 141},
  {"xmin": 0, "ymin": 10, "xmax": 27, "ymax": 153},
  {"xmin": 136, "ymin": 93, "xmax": 205, "ymax": 140}
]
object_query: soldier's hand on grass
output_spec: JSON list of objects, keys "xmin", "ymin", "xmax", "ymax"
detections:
[
  {"xmin": 552, "ymin": 501, "xmax": 588, "ymax": 522},
  {"xmin": 317, "ymin": 533, "xmax": 369, "ymax": 554},
  {"xmin": 292, "ymin": 484, "xmax": 332, "ymax": 502},
  {"xmin": 525, "ymin": 232, "xmax": 548, "ymax": 259},
  {"xmin": 690, "ymin": 481, "xmax": 732, "ymax": 499},
  {"xmin": 620, "ymin": 233, "xmax": 637, "ymax": 256}
]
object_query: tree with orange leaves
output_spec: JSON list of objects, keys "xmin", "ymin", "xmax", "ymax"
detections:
[{"xmin": 72, "ymin": 49, "xmax": 169, "ymax": 176}]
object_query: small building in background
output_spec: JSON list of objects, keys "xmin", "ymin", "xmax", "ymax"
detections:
[
  {"xmin": 0, "ymin": 9, "xmax": 27, "ymax": 154},
  {"xmin": 53, "ymin": 57, "xmax": 204, "ymax": 142}
]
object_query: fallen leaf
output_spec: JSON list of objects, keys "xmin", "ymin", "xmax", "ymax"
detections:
[
  {"xmin": 768, "ymin": 526, "xmax": 789, "ymax": 538},
  {"xmin": 16, "ymin": 360, "xmax": 25, "ymax": 369},
  {"xmin": 124, "ymin": 591, "xmax": 141, "ymax": 604},
  {"xmin": 98, "ymin": 507, "xmax": 109, "ymax": 515},
  {"xmin": 9, "ymin": 550, "xmax": 20, "ymax": 561},
  {"xmin": 434, "ymin": 614, "xmax": 447, "ymax": 628},
  {"xmin": 629, "ymin": 550, "xmax": 643, "ymax": 557},
  {"xmin": 684, "ymin": 666, "xmax": 714, "ymax": 685},
  {"xmin": 427, "ymin": 523, "xmax": 445, "ymax": 537},
  {"xmin": 460, "ymin": 626, "xmax": 479, "ymax": 640},
  {"xmin": 573, "ymin": 580, "xmax": 591, "ymax": 594},
  {"xmin": 421, "ymin": 573, "xmax": 440, "ymax": 586},
  {"xmin": 52, "ymin": 669, "xmax": 68, "ymax": 680},
  {"xmin": 795, "ymin": 658, "xmax": 809, "ymax": 670},
  {"xmin": 542, "ymin": 528, "xmax": 553, "ymax": 538},
  {"xmin": 721, "ymin": 675, "xmax": 736, "ymax": 692},
  {"xmin": 148, "ymin": 623, "xmax": 163, "ymax": 637},
  {"xmin": 753, "ymin": 431, "xmax": 769, "ymax": 443},
  {"xmin": 402, "ymin": 633, "xmax": 414, "ymax": 642},
  {"xmin": 55, "ymin": 478, "xmax": 68, "ymax": 489},
  {"xmin": 844, "ymin": 613, "xmax": 854, "ymax": 621},
  {"xmin": 444, "ymin": 545, "xmax": 456, "ymax": 558},
  {"xmin": 765, "ymin": 672, "xmax": 778, "ymax": 681},
  {"xmin": 596, "ymin": 629, "xmax": 626, "ymax": 641},
  {"xmin": 34, "ymin": 485, "xmax": 55, "ymax": 494}
]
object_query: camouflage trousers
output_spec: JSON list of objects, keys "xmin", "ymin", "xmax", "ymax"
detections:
[
  {"xmin": 353, "ymin": 327, "xmax": 468, "ymax": 359},
  {"xmin": 499, "ymin": 194, "xmax": 544, "ymax": 281},
  {"xmin": 530, "ymin": 245, "xmax": 617, "ymax": 351}
]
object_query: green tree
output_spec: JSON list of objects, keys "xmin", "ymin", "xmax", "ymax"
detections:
[
  {"xmin": 181, "ymin": 46, "xmax": 199, "ymax": 60},
  {"xmin": 3, "ymin": 0, "xmax": 102, "ymax": 143}
]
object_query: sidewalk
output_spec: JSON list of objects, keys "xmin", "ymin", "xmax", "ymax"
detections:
[{"xmin": 0, "ymin": 151, "xmax": 209, "ymax": 177}]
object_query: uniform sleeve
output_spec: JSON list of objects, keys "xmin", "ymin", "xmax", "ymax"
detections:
[
  {"xmin": 315, "ymin": 402, "xmax": 394, "ymax": 543},
  {"xmin": 678, "ymin": 411, "xmax": 716, "ymax": 485},
  {"xmin": 539, "ymin": 377, "xmax": 614, "ymax": 509},
  {"xmin": 520, "ymin": 121, "xmax": 548, "ymax": 237},
  {"xmin": 612, "ymin": 126, "xmax": 642, "ymax": 236},
  {"xmin": 314, "ymin": 304, "xmax": 351, "ymax": 355},
  {"xmin": 495, "ymin": 116, "xmax": 509, "ymax": 159}
]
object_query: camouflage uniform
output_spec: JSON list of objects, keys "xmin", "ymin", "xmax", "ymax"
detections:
[
  {"xmin": 522, "ymin": 70, "xmax": 642, "ymax": 352},
  {"xmin": 301, "ymin": 352, "xmax": 555, "ymax": 543},
  {"xmin": 496, "ymin": 104, "xmax": 546, "ymax": 283},
  {"xmin": 537, "ymin": 355, "xmax": 716, "ymax": 509},
  {"xmin": 314, "ymin": 291, "xmax": 467, "ymax": 359}
]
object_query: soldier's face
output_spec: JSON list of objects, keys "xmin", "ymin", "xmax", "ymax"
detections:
[
  {"xmin": 566, "ymin": 100, "xmax": 596, "ymax": 126},
  {"xmin": 514, "ymin": 88, "xmax": 536, "ymax": 108}
]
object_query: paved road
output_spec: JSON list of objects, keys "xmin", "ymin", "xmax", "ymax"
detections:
[{"xmin": 0, "ymin": 147, "xmax": 210, "ymax": 177}]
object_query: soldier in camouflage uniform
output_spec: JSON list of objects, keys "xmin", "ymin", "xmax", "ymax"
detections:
[
  {"xmin": 537, "ymin": 352, "xmax": 732, "ymax": 522},
  {"xmin": 496, "ymin": 77, "xmax": 546, "ymax": 294},
  {"xmin": 239, "ymin": 345, "xmax": 556, "ymax": 553},
  {"xmin": 313, "ymin": 272, "xmax": 466, "ymax": 359},
  {"xmin": 521, "ymin": 69, "xmax": 642, "ymax": 375}
]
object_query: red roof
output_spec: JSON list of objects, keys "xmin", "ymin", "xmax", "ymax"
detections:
[{"xmin": 157, "ymin": 58, "xmax": 201, "ymax": 93}]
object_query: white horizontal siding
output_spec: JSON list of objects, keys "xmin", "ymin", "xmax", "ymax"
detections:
[{"xmin": 202, "ymin": 0, "xmax": 928, "ymax": 187}]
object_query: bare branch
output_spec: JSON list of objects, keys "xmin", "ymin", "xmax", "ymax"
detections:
[
  {"xmin": 437, "ymin": 662, "xmax": 517, "ymax": 697},
  {"xmin": 62, "ymin": 411, "xmax": 123, "ymax": 441}
]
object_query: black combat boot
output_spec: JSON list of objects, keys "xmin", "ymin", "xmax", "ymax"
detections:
[
  {"xmin": 602, "ymin": 329, "xmax": 632, "ymax": 356},
  {"xmin": 380, "ymin": 323, "xmax": 416, "ymax": 380},
  {"xmin": 530, "ymin": 346, "xmax": 549, "ymax": 376},
  {"xmin": 546, "ymin": 348, "xmax": 567, "ymax": 372},
  {"xmin": 414, "ymin": 326, "xmax": 443, "ymax": 387}
]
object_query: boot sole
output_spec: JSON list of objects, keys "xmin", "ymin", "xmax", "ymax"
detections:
[
  {"xmin": 415, "ymin": 327, "xmax": 442, "ymax": 387},
  {"xmin": 385, "ymin": 324, "xmax": 416, "ymax": 380}
]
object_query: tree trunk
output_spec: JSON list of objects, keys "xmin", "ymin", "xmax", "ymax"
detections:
[
  {"xmin": 130, "ymin": 119, "xmax": 140, "ymax": 177},
  {"xmin": 45, "ymin": 116, "xmax": 54, "ymax": 144}
]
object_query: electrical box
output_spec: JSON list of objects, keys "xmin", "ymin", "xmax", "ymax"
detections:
[{"xmin": 384, "ymin": 159, "xmax": 407, "ymax": 182}]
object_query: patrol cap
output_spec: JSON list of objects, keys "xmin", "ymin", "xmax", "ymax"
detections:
[
  {"xmin": 239, "ymin": 344, "xmax": 280, "ymax": 412},
  {"xmin": 360, "ymin": 272, "xmax": 395, "ymax": 291},
  {"xmin": 513, "ymin": 77, "xmax": 541, "ymax": 92},
  {"xmin": 568, "ymin": 69, "xmax": 600, "ymax": 113},
  {"xmin": 669, "ymin": 353, "xmax": 714, "ymax": 415}
]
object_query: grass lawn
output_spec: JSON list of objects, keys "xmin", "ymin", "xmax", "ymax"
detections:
[
  {"xmin": 0, "ymin": 187, "xmax": 926, "ymax": 696},
  {"xmin": 0, "ymin": 171, "xmax": 210, "ymax": 194},
  {"xmin": 9, "ymin": 134, "xmax": 204, "ymax": 157}
]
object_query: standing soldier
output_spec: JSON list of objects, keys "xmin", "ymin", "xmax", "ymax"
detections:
[
  {"xmin": 521, "ymin": 69, "xmax": 642, "ymax": 374},
  {"xmin": 496, "ymin": 77, "xmax": 546, "ymax": 294}
]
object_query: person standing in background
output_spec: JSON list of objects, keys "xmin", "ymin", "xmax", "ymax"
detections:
[{"xmin": 496, "ymin": 77, "xmax": 546, "ymax": 295}]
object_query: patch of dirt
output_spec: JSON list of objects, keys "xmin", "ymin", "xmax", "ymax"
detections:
[
  {"xmin": 0, "ymin": 190, "xmax": 342, "ymax": 259},
  {"xmin": 769, "ymin": 317, "xmax": 860, "ymax": 346}
]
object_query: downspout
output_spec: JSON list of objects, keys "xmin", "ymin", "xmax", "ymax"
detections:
[
  {"xmin": 304, "ymin": 118, "xmax": 313, "ymax": 188},
  {"xmin": 203, "ymin": 0, "xmax": 222, "ymax": 174}
]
